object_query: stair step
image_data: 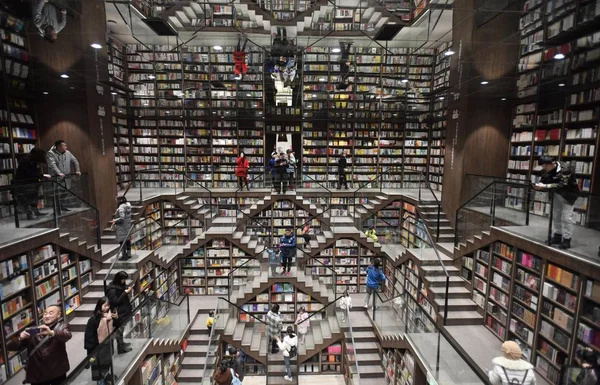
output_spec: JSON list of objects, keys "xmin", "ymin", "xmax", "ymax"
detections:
[
  {"xmin": 312, "ymin": 324, "xmax": 323, "ymax": 345},
  {"xmin": 354, "ymin": 353, "xmax": 382, "ymax": 365},
  {"xmin": 435, "ymin": 297, "xmax": 480, "ymax": 312},
  {"xmin": 320, "ymin": 319, "xmax": 332, "ymax": 339},
  {"xmin": 181, "ymin": 356, "xmax": 215, "ymax": 369},
  {"xmin": 424, "ymin": 275, "xmax": 465, "ymax": 287},
  {"xmin": 233, "ymin": 322, "xmax": 246, "ymax": 341},
  {"xmin": 250, "ymin": 332, "xmax": 261, "ymax": 351},
  {"xmin": 420, "ymin": 265, "xmax": 460, "ymax": 276},
  {"xmin": 440, "ymin": 311, "xmax": 484, "ymax": 326},
  {"xmin": 96, "ymin": 268, "xmax": 137, "ymax": 279},
  {"xmin": 430, "ymin": 285, "xmax": 472, "ymax": 299},
  {"xmin": 178, "ymin": 368, "xmax": 213, "ymax": 383},
  {"xmin": 344, "ymin": 331, "xmax": 376, "ymax": 341},
  {"xmin": 185, "ymin": 344, "xmax": 210, "ymax": 356},
  {"xmin": 305, "ymin": 333, "xmax": 315, "ymax": 351},
  {"xmin": 354, "ymin": 342, "xmax": 379, "ymax": 353}
]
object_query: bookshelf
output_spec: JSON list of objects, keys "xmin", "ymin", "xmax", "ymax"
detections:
[
  {"xmin": 0, "ymin": 9, "xmax": 38, "ymax": 193},
  {"xmin": 400, "ymin": 201, "xmax": 429, "ymax": 248},
  {"xmin": 134, "ymin": 352, "xmax": 182, "ymax": 385}
]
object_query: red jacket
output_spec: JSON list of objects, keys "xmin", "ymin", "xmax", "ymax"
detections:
[
  {"xmin": 235, "ymin": 157, "xmax": 249, "ymax": 177},
  {"xmin": 233, "ymin": 51, "xmax": 248, "ymax": 75}
]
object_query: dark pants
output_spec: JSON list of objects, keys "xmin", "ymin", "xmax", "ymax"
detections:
[
  {"xmin": 119, "ymin": 240, "xmax": 131, "ymax": 258},
  {"xmin": 32, "ymin": 374, "xmax": 67, "ymax": 385},
  {"xmin": 281, "ymin": 254, "xmax": 292, "ymax": 272},
  {"xmin": 237, "ymin": 37, "xmax": 247, "ymax": 52},
  {"xmin": 338, "ymin": 171, "xmax": 348, "ymax": 189},
  {"xmin": 114, "ymin": 318, "xmax": 129, "ymax": 351},
  {"xmin": 276, "ymin": 171, "xmax": 287, "ymax": 193},
  {"xmin": 288, "ymin": 172, "xmax": 295, "ymax": 189},
  {"xmin": 237, "ymin": 177, "xmax": 249, "ymax": 190}
]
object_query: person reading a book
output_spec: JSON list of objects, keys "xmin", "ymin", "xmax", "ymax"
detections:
[
  {"xmin": 105, "ymin": 271, "xmax": 133, "ymax": 354},
  {"xmin": 533, "ymin": 156, "xmax": 580, "ymax": 249},
  {"xmin": 33, "ymin": 0, "xmax": 67, "ymax": 41},
  {"xmin": 7, "ymin": 304, "xmax": 72, "ymax": 385}
]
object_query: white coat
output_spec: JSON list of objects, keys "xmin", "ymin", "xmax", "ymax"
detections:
[{"xmin": 488, "ymin": 356, "xmax": 536, "ymax": 385}]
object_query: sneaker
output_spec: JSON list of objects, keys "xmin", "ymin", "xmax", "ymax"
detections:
[
  {"xmin": 61, "ymin": 206, "xmax": 71, "ymax": 212},
  {"xmin": 286, "ymin": 272, "xmax": 291, "ymax": 276},
  {"xmin": 118, "ymin": 346, "xmax": 132, "ymax": 354},
  {"xmin": 549, "ymin": 233, "xmax": 562, "ymax": 246},
  {"xmin": 284, "ymin": 376, "xmax": 292, "ymax": 382},
  {"xmin": 558, "ymin": 238, "xmax": 571, "ymax": 249}
]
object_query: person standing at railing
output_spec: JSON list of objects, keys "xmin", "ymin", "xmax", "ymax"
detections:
[
  {"xmin": 268, "ymin": 152, "xmax": 278, "ymax": 192},
  {"xmin": 6, "ymin": 304, "xmax": 72, "ymax": 385},
  {"xmin": 294, "ymin": 307, "xmax": 309, "ymax": 345},
  {"xmin": 279, "ymin": 228, "xmax": 296, "ymax": 276},
  {"xmin": 106, "ymin": 271, "xmax": 133, "ymax": 354},
  {"xmin": 275, "ymin": 152, "xmax": 289, "ymax": 194},
  {"xmin": 286, "ymin": 149, "xmax": 296, "ymax": 191},
  {"xmin": 337, "ymin": 151, "xmax": 349, "ymax": 190},
  {"xmin": 363, "ymin": 258, "xmax": 386, "ymax": 309},
  {"xmin": 46, "ymin": 140, "xmax": 80, "ymax": 212},
  {"xmin": 111, "ymin": 196, "xmax": 132, "ymax": 261},
  {"xmin": 534, "ymin": 156, "xmax": 580, "ymax": 250},
  {"xmin": 235, "ymin": 152, "xmax": 250, "ymax": 191},
  {"xmin": 488, "ymin": 341, "xmax": 536, "ymax": 385},
  {"xmin": 84, "ymin": 297, "xmax": 116, "ymax": 385},
  {"xmin": 14, "ymin": 148, "xmax": 51, "ymax": 220}
]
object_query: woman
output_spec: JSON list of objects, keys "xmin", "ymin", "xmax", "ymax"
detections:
[
  {"xmin": 213, "ymin": 359, "xmax": 233, "ymax": 385},
  {"xmin": 84, "ymin": 297, "xmax": 116, "ymax": 385},
  {"xmin": 14, "ymin": 148, "xmax": 49, "ymax": 220},
  {"xmin": 363, "ymin": 258, "xmax": 386, "ymax": 308},
  {"xmin": 111, "ymin": 196, "xmax": 132, "ymax": 261},
  {"xmin": 488, "ymin": 341, "xmax": 536, "ymax": 385},
  {"xmin": 573, "ymin": 348, "xmax": 599, "ymax": 385},
  {"xmin": 301, "ymin": 224, "xmax": 312, "ymax": 250},
  {"xmin": 105, "ymin": 271, "xmax": 133, "ymax": 354},
  {"xmin": 276, "ymin": 326, "xmax": 298, "ymax": 382},
  {"xmin": 294, "ymin": 307, "xmax": 309, "ymax": 345},
  {"xmin": 235, "ymin": 152, "xmax": 250, "ymax": 191},
  {"xmin": 266, "ymin": 304, "xmax": 283, "ymax": 353},
  {"xmin": 286, "ymin": 149, "xmax": 296, "ymax": 190}
]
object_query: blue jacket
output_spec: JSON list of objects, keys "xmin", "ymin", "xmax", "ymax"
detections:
[
  {"xmin": 279, "ymin": 234, "xmax": 297, "ymax": 258},
  {"xmin": 268, "ymin": 158, "xmax": 278, "ymax": 176},
  {"xmin": 365, "ymin": 265, "xmax": 386, "ymax": 289}
]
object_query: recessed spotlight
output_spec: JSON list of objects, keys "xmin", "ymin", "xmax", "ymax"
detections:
[
  {"xmin": 148, "ymin": 75, "xmax": 156, "ymax": 80},
  {"xmin": 480, "ymin": 80, "xmax": 489, "ymax": 85},
  {"xmin": 60, "ymin": 74, "xmax": 69, "ymax": 79},
  {"xmin": 558, "ymin": 83, "xmax": 565, "ymax": 87},
  {"xmin": 401, "ymin": 79, "xmax": 409, "ymax": 83},
  {"xmin": 213, "ymin": 45, "xmax": 223, "ymax": 51},
  {"xmin": 501, "ymin": 98, "xmax": 507, "ymax": 101},
  {"xmin": 43, "ymin": 91, "xmax": 49, "ymax": 95},
  {"xmin": 332, "ymin": 48, "xmax": 341, "ymax": 53},
  {"xmin": 90, "ymin": 43, "xmax": 102, "ymax": 49},
  {"xmin": 554, "ymin": 53, "xmax": 565, "ymax": 60},
  {"xmin": 319, "ymin": 78, "xmax": 326, "ymax": 82},
  {"xmin": 111, "ymin": 91, "xmax": 117, "ymax": 95},
  {"xmin": 439, "ymin": 96, "xmax": 444, "ymax": 100},
  {"xmin": 445, "ymin": 50, "xmax": 455, "ymax": 56}
]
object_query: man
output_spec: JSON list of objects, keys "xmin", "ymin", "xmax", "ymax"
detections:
[
  {"xmin": 337, "ymin": 41, "xmax": 353, "ymax": 90},
  {"xmin": 279, "ymin": 228, "xmax": 297, "ymax": 276},
  {"xmin": 275, "ymin": 153, "xmax": 288, "ymax": 194},
  {"xmin": 33, "ymin": 0, "xmax": 67, "ymax": 41},
  {"xmin": 534, "ymin": 155, "xmax": 579, "ymax": 249},
  {"xmin": 7, "ymin": 304, "xmax": 72, "ymax": 385},
  {"xmin": 227, "ymin": 347, "xmax": 246, "ymax": 382},
  {"xmin": 337, "ymin": 151, "xmax": 349, "ymax": 190},
  {"xmin": 47, "ymin": 140, "xmax": 80, "ymax": 212}
]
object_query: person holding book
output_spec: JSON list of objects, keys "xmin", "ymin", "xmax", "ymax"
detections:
[
  {"xmin": 268, "ymin": 152, "xmax": 279, "ymax": 192},
  {"xmin": 235, "ymin": 152, "xmax": 250, "ymax": 191},
  {"xmin": 206, "ymin": 311, "xmax": 216, "ymax": 333},
  {"xmin": 46, "ymin": 140, "xmax": 80, "ymax": 213},
  {"xmin": 573, "ymin": 348, "xmax": 599, "ymax": 385},
  {"xmin": 534, "ymin": 156, "xmax": 580, "ymax": 249},
  {"xmin": 105, "ymin": 271, "xmax": 133, "ymax": 354},
  {"xmin": 363, "ymin": 258, "xmax": 386, "ymax": 308},
  {"xmin": 295, "ymin": 307, "xmax": 309, "ymax": 345},
  {"xmin": 84, "ymin": 297, "xmax": 116, "ymax": 385},
  {"xmin": 301, "ymin": 224, "xmax": 312, "ymax": 250},
  {"xmin": 7, "ymin": 304, "xmax": 72, "ymax": 385},
  {"xmin": 233, "ymin": 35, "xmax": 248, "ymax": 80},
  {"xmin": 488, "ymin": 341, "xmax": 536, "ymax": 385},
  {"xmin": 213, "ymin": 359, "xmax": 234, "ymax": 385}
]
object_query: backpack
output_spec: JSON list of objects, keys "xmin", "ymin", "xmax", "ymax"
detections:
[
  {"xmin": 502, "ymin": 367, "xmax": 529, "ymax": 385},
  {"xmin": 288, "ymin": 344, "xmax": 298, "ymax": 358}
]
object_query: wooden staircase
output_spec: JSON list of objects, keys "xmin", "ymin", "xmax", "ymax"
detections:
[{"xmin": 177, "ymin": 312, "xmax": 219, "ymax": 384}]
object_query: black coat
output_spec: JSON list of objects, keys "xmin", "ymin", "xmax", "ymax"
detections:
[
  {"xmin": 106, "ymin": 284, "xmax": 132, "ymax": 326},
  {"xmin": 84, "ymin": 315, "xmax": 113, "ymax": 381},
  {"xmin": 338, "ymin": 156, "xmax": 348, "ymax": 174},
  {"xmin": 15, "ymin": 154, "xmax": 42, "ymax": 184}
]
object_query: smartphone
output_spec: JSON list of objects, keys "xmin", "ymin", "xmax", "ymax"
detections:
[{"xmin": 28, "ymin": 327, "xmax": 41, "ymax": 336}]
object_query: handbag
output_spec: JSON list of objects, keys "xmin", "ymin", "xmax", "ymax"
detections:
[{"xmin": 229, "ymin": 368, "xmax": 242, "ymax": 385}]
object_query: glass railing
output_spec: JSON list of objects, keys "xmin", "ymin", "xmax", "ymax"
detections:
[
  {"xmin": 57, "ymin": 293, "xmax": 189, "ymax": 385},
  {"xmin": 0, "ymin": 177, "xmax": 101, "ymax": 249},
  {"xmin": 345, "ymin": 299, "xmax": 361, "ymax": 385},
  {"xmin": 357, "ymin": 205, "xmax": 402, "ymax": 245},
  {"xmin": 200, "ymin": 298, "xmax": 223, "ymax": 385}
]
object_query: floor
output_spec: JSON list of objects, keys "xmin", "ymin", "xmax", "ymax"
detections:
[
  {"xmin": 466, "ymin": 206, "xmax": 600, "ymax": 264},
  {"xmin": 243, "ymin": 374, "xmax": 345, "ymax": 385}
]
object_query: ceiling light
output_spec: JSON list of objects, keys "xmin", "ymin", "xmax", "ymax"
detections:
[
  {"xmin": 43, "ymin": 91, "xmax": 49, "ymax": 95},
  {"xmin": 554, "ymin": 53, "xmax": 565, "ymax": 60},
  {"xmin": 401, "ymin": 78, "xmax": 408, "ymax": 83},
  {"xmin": 148, "ymin": 75, "xmax": 156, "ymax": 79},
  {"xmin": 558, "ymin": 83, "xmax": 565, "ymax": 87},
  {"xmin": 480, "ymin": 80, "xmax": 489, "ymax": 85},
  {"xmin": 501, "ymin": 98, "xmax": 506, "ymax": 101},
  {"xmin": 213, "ymin": 45, "xmax": 223, "ymax": 51},
  {"xmin": 332, "ymin": 48, "xmax": 341, "ymax": 53},
  {"xmin": 91, "ymin": 43, "xmax": 102, "ymax": 49},
  {"xmin": 60, "ymin": 74, "xmax": 69, "ymax": 79},
  {"xmin": 445, "ymin": 50, "xmax": 455, "ymax": 56},
  {"xmin": 439, "ymin": 96, "xmax": 444, "ymax": 100}
]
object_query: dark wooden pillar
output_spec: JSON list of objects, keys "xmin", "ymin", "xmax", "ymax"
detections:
[
  {"xmin": 29, "ymin": 0, "xmax": 116, "ymax": 229},
  {"xmin": 443, "ymin": 0, "xmax": 520, "ymax": 225}
]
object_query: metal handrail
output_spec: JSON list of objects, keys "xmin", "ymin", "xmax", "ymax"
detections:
[
  {"xmin": 201, "ymin": 297, "xmax": 222, "ymax": 385},
  {"xmin": 296, "ymin": 296, "xmax": 344, "ymax": 327},
  {"xmin": 217, "ymin": 296, "xmax": 269, "ymax": 324}
]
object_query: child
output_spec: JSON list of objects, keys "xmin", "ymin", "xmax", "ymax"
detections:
[
  {"xmin": 267, "ymin": 247, "xmax": 281, "ymax": 275},
  {"xmin": 295, "ymin": 307, "xmax": 309, "ymax": 345},
  {"xmin": 338, "ymin": 290, "xmax": 352, "ymax": 322},
  {"xmin": 364, "ymin": 258, "xmax": 386, "ymax": 308},
  {"xmin": 207, "ymin": 311, "xmax": 215, "ymax": 333},
  {"xmin": 365, "ymin": 227, "xmax": 378, "ymax": 242}
]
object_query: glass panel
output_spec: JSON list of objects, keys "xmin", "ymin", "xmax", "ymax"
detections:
[{"xmin": 54, "ymin": 183, "xmax": 99, "ymax": 250}]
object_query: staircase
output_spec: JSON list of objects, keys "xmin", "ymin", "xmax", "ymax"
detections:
[
  {"xmin": 177, "ymin": 312, "xmax": 218, "ymax": 384},
  {"xmin": 418, "ymin": 204, "xmax": 456, "ymax": 244},
  {"xmin": 344, "ymin": 308, "xmax": 386, "ymax": 385}
]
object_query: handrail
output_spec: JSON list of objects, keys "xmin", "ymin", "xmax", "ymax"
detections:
[
  {"xmin": 346, "ymin": 298, "xmax": 361, "ymax": 385},
  {"xmin": 201, "ymin": 297, "xmax": 222, "ymax": 385},
  {"xmin": 227, "ymin": 245, "xmax": 269, "ymax": 302},
  {"xmin": 296, "ymin": 296, "xmax": 343, "ymax": 327}
]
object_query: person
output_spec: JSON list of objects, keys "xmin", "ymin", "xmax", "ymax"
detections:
[
  {"xmin": 268, "ymin": 152, "xmax": 279, "ymax": 192},
  {"xmin": 213, "ymin": 359, "xmax": 233, "ymax": 385},
  {"xmin": 301, "ymin": 224, "xmax": 312, "ymax": 250},
  {"xmin": 279, "ymin": 228, "xmax": 296, "ymax": 276},
  {"xmin": 337, "ymin": 151, "xmax": 349, "ymax": 190},
  {"xmin": 227, "ymin": 347, "xmax": 246, "ymax": 382},
  {"xmin": 206, "ymin": 311, "xmax": 216, "ymax": 333},
  {"xmin": 33, "ymin": 0, "xmax": 66, "ymax": 41},
  {"xmin": 365, "ymin": 227, "xmax": 378, "ymax": 242},
  {"xmin": 275, "ymin": 152, "xmax": 289, "ymax": 194},
  {"xmin": 266, "ymin": 304, "xmax": 283, "ymax": 354},
  {"xmin": 488, "ymin": 341, "xmax": 536, "ymax": 385},
  {"xmin": 47, "ymin": 140, "xmax": 80, "ymax": 212},
  {"xmin": 105, "ymin": 271, "xmax": 133, "ymax": 354},
  {"xmin": 573, "ymin": 348, "xmax": 599, "ymax": 385},
  {"xmin": 338, "ymin": 41, "xmax": 353, "ymax": 89},
  {"xmin": 233, "ymin": 35, "xmax": 248, "ymax": 80},
  {"xmin": 14, "ymin": 148, "xmax": 50, "ymax": 220},
  {"xmin": 276, "ymin": 326, "xmax": 298, "ymax": 382},
  {"xmin": 534, "ymin": 156, "xmax": 579, "ymax": 249},
  {"xmin": 363, "ymin": 258, "xmax": 386, "ymax": 308},
  {"xmin": 295, "ymin": 307, "xmax": 309, "ymax": 345},
  {"xmin": 6, "ymin": 304, "xmax": 72, "ymax": 385},
  {"xmin": 235, "ymin": 152, "xmax": 250, "ymax": 191},
  {"xmin": 111, "ymin": 196, "xmax": 132, "ymax": 261},
  {"xmin": 339, "ymin": 290, "xmax": 352, "ymax": 322},
  {"xmin": 286, "ymin": 149, "xmax": 296, "ymax": 190},
  {"xmin": 84, "ymin": 297, "xmax": 116, "ymax": 385},
  {"xmin": 272, "ymin": 27, "xmax": 288, "ymax": 58}
]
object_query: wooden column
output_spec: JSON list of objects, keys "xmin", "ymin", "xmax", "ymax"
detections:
[
  {"xmin": 443, "ymin": 0, "xmax": 520, "ymax": 225},
  {"xmin": 29, "ymin": 1, "xmax": 116, "ymax": 229}
]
